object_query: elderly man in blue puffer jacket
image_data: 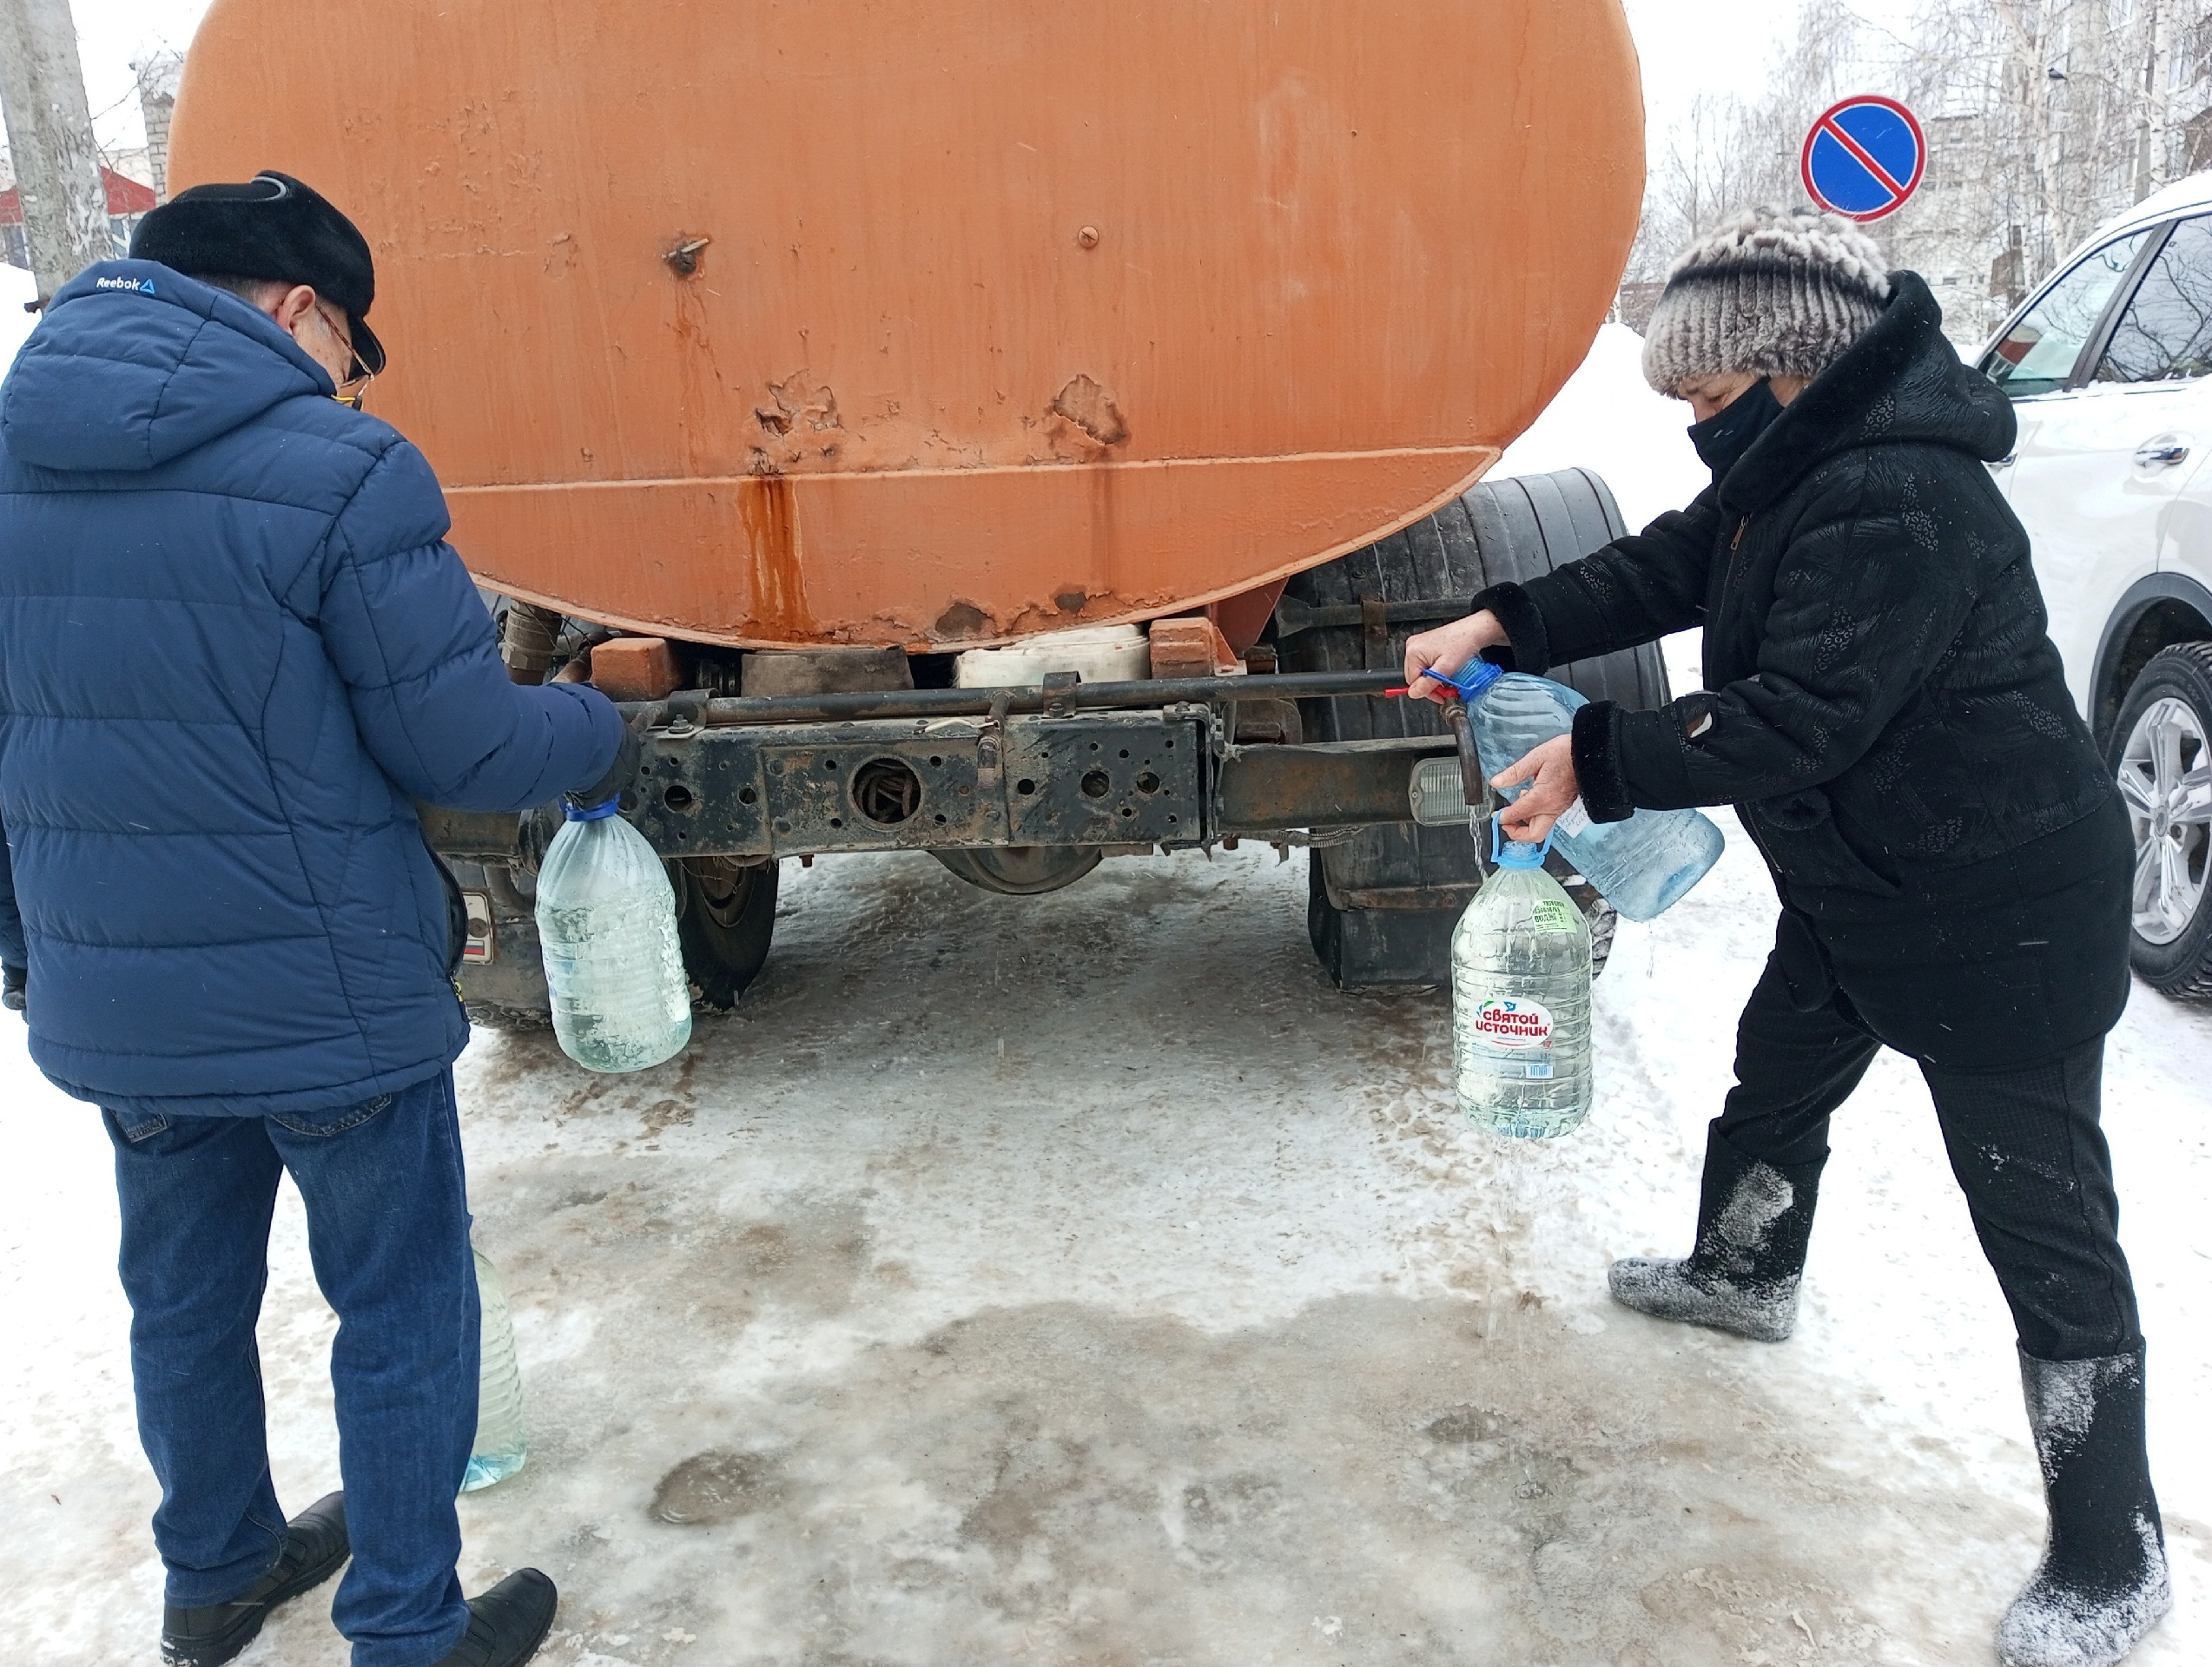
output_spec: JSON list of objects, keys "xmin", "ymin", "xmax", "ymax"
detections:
[{"xmin": 0, "ymin": 175, "xmax": 618, "ymax": 1667}]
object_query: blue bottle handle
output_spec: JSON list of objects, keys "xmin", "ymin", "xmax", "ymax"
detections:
[
  {"xmin": 1413, "ymin": 657, "xmax": 1504, "ymax": 701},
  {"xmin": 1489, "ymin": 813, "xmax": 1556, "ymax": 868}
]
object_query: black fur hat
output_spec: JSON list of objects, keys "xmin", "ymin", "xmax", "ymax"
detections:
[{"xmin": 129, "ymin": 170, "xmax": 386, "ymax": 374}]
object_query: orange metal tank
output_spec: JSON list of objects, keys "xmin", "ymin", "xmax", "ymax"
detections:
[{"xmin": 168, "ymin": 1, "xmax": 1644, "ymax": 650}]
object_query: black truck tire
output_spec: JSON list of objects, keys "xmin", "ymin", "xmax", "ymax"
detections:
[
  {"xmin": 932, "ymin": 846, "xmax": 1104, "ymax": 895},
  {"xmin": 1276, "ymin": 466, "xmax": 1671, "ymax": 987},
  {"xmin": 675, "ymin": 856, "xmax": 780, "ymax": 1009},
  {"xmin": 458, "ymin": 854, "xmax": 779, "ymax": 1026}
]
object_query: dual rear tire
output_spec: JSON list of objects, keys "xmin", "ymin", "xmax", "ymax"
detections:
[{"xmin": 1279, "ymin": 467, "xmax": 1667, "ymax": 986}]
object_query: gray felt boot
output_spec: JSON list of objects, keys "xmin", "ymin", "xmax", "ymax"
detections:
[
  {"xmin": 1997, "ymin": 1347, "xmax": 2170, "ymax": 1667},
  {"xmin": 1608, "ymin": 1128, "xmax": 1824, "ymax": 1343}
]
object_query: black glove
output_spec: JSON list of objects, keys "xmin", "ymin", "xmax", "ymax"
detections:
[
  {"xmin": 568, "ymin": 712, "xmax": 648, "ymax": 812},
  {"xmin": 3, "ymin": 963, "xmax": 24, "ymax": 1016},
  {"xmin": 518, "ymin": 713, "xmax": 650, "ymax": 871}
]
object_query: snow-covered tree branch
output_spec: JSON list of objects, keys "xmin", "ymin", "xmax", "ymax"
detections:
[{"xmin": 1629, "ymin": 1, "xmax": 2212, "ymax": 344}]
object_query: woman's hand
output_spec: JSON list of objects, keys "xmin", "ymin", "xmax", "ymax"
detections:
[
  {"xmin": 1491, "ymin": 735, "xmax": 1579, "ymax": 843},
  {"xmin": 1403, "ymin": 610, "xmax": 1508, "ymax": 702}
]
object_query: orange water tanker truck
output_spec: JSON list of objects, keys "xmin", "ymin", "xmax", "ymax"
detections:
[{"xmin": 168, "ymin": 0, "xmax": 1672, "ymax": 1019}]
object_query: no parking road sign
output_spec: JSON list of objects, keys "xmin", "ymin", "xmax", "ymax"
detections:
[{"xmin": 1800, "ymin": 96, "xmax": 1925, "ymax": 221}]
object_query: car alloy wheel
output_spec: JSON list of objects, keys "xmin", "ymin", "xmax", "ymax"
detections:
[
  {"xmin": 2116, "ymin": 695, "xmax": 2212, "ymax": 946},
  {"xmin": 2105, "ymin": 643, "xmax": 2212, "ymax": 996}
]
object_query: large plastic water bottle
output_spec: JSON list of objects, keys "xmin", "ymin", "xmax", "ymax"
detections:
[
  {"xmin": 534, "ymin": 801, "xmax": 691, "ymax": 1071},
  {"xmin": 1452, "ymin": 820, "xmax": 1594, "ymax": 1137},
  {"xmin": 462, "ymin": 1241, "xmax": 526, "ymax": 1492},
  {"xmin": 1418, "ymin": 660, "xmax": 1724, "ymax": 920}
]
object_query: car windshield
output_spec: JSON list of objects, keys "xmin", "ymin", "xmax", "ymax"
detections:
[
  {"xmin": 2095, "ymin": 214, "xmax": 2212, "ymax": 383},
  {"xmin": 1984, "ymin": 230, "xmax": 2149, "ymax": 397}
]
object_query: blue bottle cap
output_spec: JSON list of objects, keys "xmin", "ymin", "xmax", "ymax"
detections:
[
  {"xmin": 1416, "ymin": 658, "xmax": 1503, "ymax": 701},
  {"xmin": 564, "ymin": 798, "xmax": 622, "ymax": 821},
  {"xmin": 1489, "ymin": 814, "xmax": 1555, "ymax": 868}
]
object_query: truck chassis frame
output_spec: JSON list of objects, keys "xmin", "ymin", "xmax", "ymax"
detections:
[{"xmin": 422, "ymin": 670, "xmax": 1472, "ymax": 867}]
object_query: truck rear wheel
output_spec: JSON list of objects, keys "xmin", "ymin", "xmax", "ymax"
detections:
[
  {"xmin": 1278, "ymin": 466, "xmax": 1668, "ymax": 986},
  {"xmin": 459, "ymin": 855, "xmax": 778, "ymax": 1026},
  {"xmin": 676, "ymin": 857, "xmax": 780, "ymax": 1009},
  {"xmin": 932, "ymin": 846, "xmax": 1104, "ymax": 894}
]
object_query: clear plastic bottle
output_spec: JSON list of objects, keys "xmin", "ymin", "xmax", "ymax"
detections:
[
  {"xmin": 1452, "ymin": 820, "xmax": 1594, "ymax": 1137},
  {"xmin": 462, "ymin": 1241, "xmax": 526, "ymax": 1492},
  {"xmin": 1419, "ymin": 660, "xmax": 1725, "ymax": 921},
  {"xmin": 534, "ymin": 801, "xmax": 691, "ymax": 1072}
]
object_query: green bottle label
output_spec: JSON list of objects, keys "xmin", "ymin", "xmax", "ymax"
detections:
[{"xmin": 1530, "ymin": 899, "xmax": 1578, "ymax": 933}]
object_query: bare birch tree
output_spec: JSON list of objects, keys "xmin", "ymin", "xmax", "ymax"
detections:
[{"xmin": 1631, "ymin": 2, "xmax": 2212, "ymax": 345}]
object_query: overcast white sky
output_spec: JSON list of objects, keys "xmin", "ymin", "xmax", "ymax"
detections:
[
  {"xmin": 78, "ymin": 1, "xmax": 1926, "ymax": 163},
  {"xmin": 1620, "ymin": 0, "xmax": 1926, "ymax": 152}
]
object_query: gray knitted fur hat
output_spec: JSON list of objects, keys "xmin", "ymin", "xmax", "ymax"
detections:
[{"xmin": 1641, "ymin": 207, "xmax": 1892, "ymax": 395}]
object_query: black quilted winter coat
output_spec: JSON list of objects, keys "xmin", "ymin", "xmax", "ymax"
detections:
[{"xmin": 1474, "ymin": 272, "xmax": 2131, "ymax": 1068}]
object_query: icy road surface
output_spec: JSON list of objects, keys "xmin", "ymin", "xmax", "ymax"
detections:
[{"xmin": 3, "ymin": 812, "xmax": 2207, "ymax": 1667}]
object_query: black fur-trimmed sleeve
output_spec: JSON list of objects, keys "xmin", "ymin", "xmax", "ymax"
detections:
[{"xmin": 1469, "ymin": 581, "xmax": 1548, "ymax": 673}]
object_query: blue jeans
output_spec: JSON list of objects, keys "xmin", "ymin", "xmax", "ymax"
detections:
[{"xmin": 105, "ymin": 1070, "xmax": 477, "ymax": 1667}]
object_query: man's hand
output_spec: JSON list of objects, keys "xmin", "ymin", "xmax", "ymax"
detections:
[
  {"xmin": 3, "ymin": 963, "xmax": 23, "ymax": 1017},
  {"xmin": 1491, "ymin": 735, "xmax": 1579, "ymax": 843},
  {"xmin": 517, "ymin": 711, "xmax": 649, "ymax": 871},
  {"xmin": 1403, "ymin": 610, "xmax": 1508, "ymax": 703}
]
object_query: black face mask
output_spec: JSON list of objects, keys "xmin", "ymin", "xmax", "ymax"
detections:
[{"xmin": 1686, "ymin": 378, "xmax": 1783, "ymax": 480}]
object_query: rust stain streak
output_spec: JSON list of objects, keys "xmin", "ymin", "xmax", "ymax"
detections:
[{"xmin": 737, "ymin": 474, "xmax": 815, "ymax": 637}]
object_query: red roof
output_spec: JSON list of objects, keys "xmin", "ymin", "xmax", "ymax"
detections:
[{"xmin": 0, "ymin": 166, "xmax": 159, "ymax": 226}]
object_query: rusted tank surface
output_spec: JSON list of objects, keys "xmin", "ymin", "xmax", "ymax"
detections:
[{"xmin": 168, "ymin": 1, "xmax": 1643, "ymax": 650}]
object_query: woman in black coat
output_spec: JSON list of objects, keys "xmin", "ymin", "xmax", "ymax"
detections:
[{"xmin": 1406, "ymin": 208, "xmax": 2167, "ymax": 1667}]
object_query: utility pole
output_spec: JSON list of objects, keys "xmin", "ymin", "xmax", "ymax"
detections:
[{"xmin": 0, "ymin": 0, "xmax": 111, "ymax": 305}]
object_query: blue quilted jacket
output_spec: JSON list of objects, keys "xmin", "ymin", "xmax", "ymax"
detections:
[{"xmin": 0, "ymin": 261, "xmax": 619, "ymax": 1116}]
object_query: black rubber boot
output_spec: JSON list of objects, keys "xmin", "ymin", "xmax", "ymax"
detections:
[
  {"xmin": 1608, "ymin": 1127, "xmax": 1826, "ymax": 1342},
  {"xmin": 1997, "ymin": 1347, "xmax": 2171, "ymax": 1667},
  {"xmin": 161, "ymin": 1490, "xmax": 349, "ymax": 1666},
  {"xmin": 430, "ymin": 1569, "xmax": 560, "ymax": 1667}
]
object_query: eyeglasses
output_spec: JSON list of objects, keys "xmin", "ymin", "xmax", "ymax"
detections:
[{"xmin": 314, "ymin": 303, "xmax": 374, "ymax": 408}]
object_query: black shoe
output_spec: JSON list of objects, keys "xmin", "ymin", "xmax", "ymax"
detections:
[
  {"xmin": 1997, "ymin": 1346, "xmax": 2172, "ymax": 1667},
  {"xmin": 430, "ymin": 1569, "xmax": 559, "ymax": 1667},
  {"xmin": 1608, "ymin": 1128, "xmax": 1826, "ymax": 1342},
  {"xmin": 161, "ymin": 1491, "xmax": 349, "ymax": 1666}
]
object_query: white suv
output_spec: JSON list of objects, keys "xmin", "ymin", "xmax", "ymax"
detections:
[{"xmin": 1982, "ymin": 174, "xmax": 2212, "ymax": 995}]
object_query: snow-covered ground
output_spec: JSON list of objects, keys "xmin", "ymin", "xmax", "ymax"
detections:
[{"xmin": 3, "ymin": 799, "xmax": 2208, "ymax": 1664}]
